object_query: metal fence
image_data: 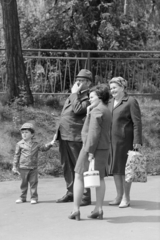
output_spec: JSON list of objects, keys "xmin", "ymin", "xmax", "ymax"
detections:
[{"xmin": 0, "ymin": 49, "xmax": 160, "ymax": 96}]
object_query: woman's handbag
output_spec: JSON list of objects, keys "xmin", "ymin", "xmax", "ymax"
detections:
[
  {"xmin": 125, "ymin": 150, "xmax": 147, "ymax": 183},
  {"xmin": 83, "ymin": 159, "xmax": 100, "ymax": 188}
]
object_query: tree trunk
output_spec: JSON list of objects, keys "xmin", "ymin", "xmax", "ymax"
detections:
[{"xmin": 0, "ymin": 0, "xmax": 34, "ymax": 104}]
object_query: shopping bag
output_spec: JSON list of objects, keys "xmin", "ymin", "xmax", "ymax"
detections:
[{"xmin": 125, "ymin": 150, "xmax": 147, "ymax": 183}]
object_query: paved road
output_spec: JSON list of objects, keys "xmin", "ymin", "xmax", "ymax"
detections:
[{"xmin": 0, "ymin": 176, "xmax": 160, "ymax": 240}]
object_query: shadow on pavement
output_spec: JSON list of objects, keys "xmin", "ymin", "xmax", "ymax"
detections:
[
  {"xmin": 38, "ymin": 200, "xmax": 57, "ymax": 203},
  {"xmin": 107, "ymin": 215, "xmax": 160, "ymax": 223},
  {"xmin": 101, "ymin": 200, "xmax": 160, "ymax": 210}
]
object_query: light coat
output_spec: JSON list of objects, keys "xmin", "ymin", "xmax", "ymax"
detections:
[
  {"xmin": 82, "ymin": 102, "xmax": 112, "ymax": 154},
  {"xmin": 75, "ymin": 101, "xmax": 112, "ymax": 177}
]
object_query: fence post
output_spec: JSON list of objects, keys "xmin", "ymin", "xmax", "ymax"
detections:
[{"xmin": 87, "ymin": 51, "xmax": 91, "ymax": 70}]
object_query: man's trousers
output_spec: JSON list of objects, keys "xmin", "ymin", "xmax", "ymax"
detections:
[{"xmin": 59, "ymin": 138, "xmax": 91, "ymax": 201}]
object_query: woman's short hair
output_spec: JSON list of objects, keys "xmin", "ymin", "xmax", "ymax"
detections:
[
  {"xmin": 90, "ymin": 84, "xmax": 110, "ymax": 104},
  {"xmin": 109, "ymin": 77, "xmax": 128, "ymax": 89}
]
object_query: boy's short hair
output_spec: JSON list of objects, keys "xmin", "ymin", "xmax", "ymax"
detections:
[{"xmin": 20, "ymin": 123, "xmax": 35, "ymax": 134}]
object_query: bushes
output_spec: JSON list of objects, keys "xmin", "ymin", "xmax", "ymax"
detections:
[
  {"xmin": 139, "ymin": 97, "xmax": 160, "ymax": 175},
  {"xmin": 33, "ymin": 94, "xmax": 65, "ymax": 109}
]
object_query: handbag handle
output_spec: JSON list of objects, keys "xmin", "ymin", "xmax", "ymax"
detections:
[
  {"xmin": 134, "ymin": 148, "xmax": 138, "ymax": 152},
  {"xmin": 88, "ymin": 159, "xmax": 95, "ymax": 171}
]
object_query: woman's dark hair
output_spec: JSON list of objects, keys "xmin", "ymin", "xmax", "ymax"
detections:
[{"xmin": 89, "ymin": 84, "xmax": 110, "ymax": 104}]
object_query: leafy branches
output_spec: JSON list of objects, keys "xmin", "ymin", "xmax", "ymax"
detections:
[{"xmin": 10, "ymin": 0, "xmax": 160, "ymax": 51}]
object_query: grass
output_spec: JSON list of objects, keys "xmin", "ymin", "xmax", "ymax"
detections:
[
  {"xmin": 139, "ymin": 97, "xmax": 160, "ymax": 175},
  {"xmin": 0, "ymin": 96, "xmax": 63, "ymax": 181},
  {"xmin": 0, "ymin": 95, "xmax": 160, "ymax": 181}
]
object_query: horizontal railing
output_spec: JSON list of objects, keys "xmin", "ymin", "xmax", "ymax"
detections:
[{"xmin": 0, "ymin": 49, "xmax": 160, "ymax": 95}]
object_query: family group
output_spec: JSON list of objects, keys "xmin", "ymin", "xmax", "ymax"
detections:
[{"xmin": 12, "ymin": 69, "xmax": 142, "ymax": 220}]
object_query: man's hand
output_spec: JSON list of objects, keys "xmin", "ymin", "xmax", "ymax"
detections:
[
  {"xmin": 71, "ymin": 82, "xmax": 83, "ymax": 93},
  {"xmin": 12, "ymin": 167, "xmax": 20, "ymax": 175}
]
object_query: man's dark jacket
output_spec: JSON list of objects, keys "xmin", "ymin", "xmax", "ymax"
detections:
[{"xmin": 56, "ymin": 92, "xmax": 90, "ymax": 142}]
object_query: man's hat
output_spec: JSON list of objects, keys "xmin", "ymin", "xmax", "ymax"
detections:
[
  {"xmin": 76, "ymin": 69, "xmax": 92, "ymax": 81},
  {"xmin": 20, "ymin": 123, "xmax": 35, "ymax": 132}
]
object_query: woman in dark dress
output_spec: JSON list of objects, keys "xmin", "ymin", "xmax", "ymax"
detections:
[
  {"xmin": 68, "ymin": 84, "xmax": 112, "ymax": 220},
  {"xmin": 108, "ymin": 77, "xmax": 142, "ymax": 208}
]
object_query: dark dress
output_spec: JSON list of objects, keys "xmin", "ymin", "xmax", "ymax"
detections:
[{"xmin": 108, "ymin": 94, "xmax": 142, "ymax": 175}]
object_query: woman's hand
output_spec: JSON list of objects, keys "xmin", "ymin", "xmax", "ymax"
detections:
[
  {"xmin": 87, "ymin": 105, "xmax": 92, "ymax": 115},
  {"xmin": 88, "ymin": 153, "xmax": 94, "ymax": 162},
  {"xmin": 88, "ymin": 159, "xmax": 95, "ymax": 171},
  {"xmin": 133, "ymin": 143, "xmax": 141, "ymax": 150}
]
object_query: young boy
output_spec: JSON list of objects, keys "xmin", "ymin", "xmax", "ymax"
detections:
[{"xmin": 12, "ymin": 122, "xmax": 55, "ymax": 204}]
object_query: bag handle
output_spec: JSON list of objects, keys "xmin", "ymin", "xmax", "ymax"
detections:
[{"xmin": 88, "ymin": 159, "xmax": 95, "ymax": 171}]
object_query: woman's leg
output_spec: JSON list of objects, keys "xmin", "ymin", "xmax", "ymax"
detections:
[
  {"xmin": 109, "ymin": 174, "xmax": 123, "ymax": 204},
  {"xmin": 72, "ymin": 172, "xmax": 84, "ymax": 212},
  {"xmin": 118, "ymin": 176, "xmax": 131, "ymax": 207},
  {"xmin": 114, "ymin": 175, "xmax": 124, "ymax": 199},
  {"xmin": 94, "ymin": 178, "xmax": 105, "ymax": 212},
  {"xmin": 122, "ymin": 176, "xmax": 132, "ymax": 202}
]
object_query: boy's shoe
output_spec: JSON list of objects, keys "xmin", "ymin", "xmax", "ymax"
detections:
[
  {"xmin": 30, "ymin": 199, "xmax": 37, "ymax": 204},
  {"xmin": 16, "ymin": 199, "xmax": 26, "ymax": 204}
]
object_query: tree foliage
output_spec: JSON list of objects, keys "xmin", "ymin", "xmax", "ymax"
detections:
[{"xmin": 13, "ymin": 0, "xmax": 160, "ymax": 51}]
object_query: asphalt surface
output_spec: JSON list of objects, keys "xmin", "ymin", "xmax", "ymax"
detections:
[{"xmin": 0, "ymin": 176, "xmax": 160, "ymax": 240}]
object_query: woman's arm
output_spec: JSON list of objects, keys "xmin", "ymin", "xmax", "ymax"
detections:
[
  {"xmin": 130, "ymin": 97, "xmax": 142, "ymax": 145},
  {"xmin": 84, "ymin": 108, "xmax": 102, "ymax": 154}
]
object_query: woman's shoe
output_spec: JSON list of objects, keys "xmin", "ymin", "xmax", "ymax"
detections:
[
  {"xmin": 109, "ymin": 198, "xmax": 122, "ymax": 206},
  {"xmin": 87, "ymin": 210, "xmax": 103, "ymax": 220},
  {"xmin": 68, "ymin": 211, "xmax": 80, "ymax": 221},
  {"xmin": 119, "ymin": 201, "xmax": 130, "ymax": 208}
]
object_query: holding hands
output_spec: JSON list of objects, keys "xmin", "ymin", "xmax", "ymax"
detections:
[{"xmin": 12, "ymin": 167, "xmax": 20, "ymax": 175}]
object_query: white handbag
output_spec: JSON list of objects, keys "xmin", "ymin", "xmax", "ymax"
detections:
[{"xmin": 83, "ymin": 159, "xmax": 100, "ymax": 188}]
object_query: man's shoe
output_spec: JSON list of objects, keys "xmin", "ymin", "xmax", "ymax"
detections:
[
  {"xmin": 56, "ymin": 194, "xmax": 73, "ymax": 203},
  {"xmin": 80, "ymin": 200, "xmax": 91, "ymax": 207}
]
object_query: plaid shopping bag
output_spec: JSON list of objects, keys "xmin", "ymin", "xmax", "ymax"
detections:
[{"xmin": 125, "ymin": 150, "xmax": 147, "ymax": 183}]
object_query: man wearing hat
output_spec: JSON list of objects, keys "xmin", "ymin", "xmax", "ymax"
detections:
[{"xmin": 55, "ymin": 69, "xmax": 92, "ymax": 206}]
